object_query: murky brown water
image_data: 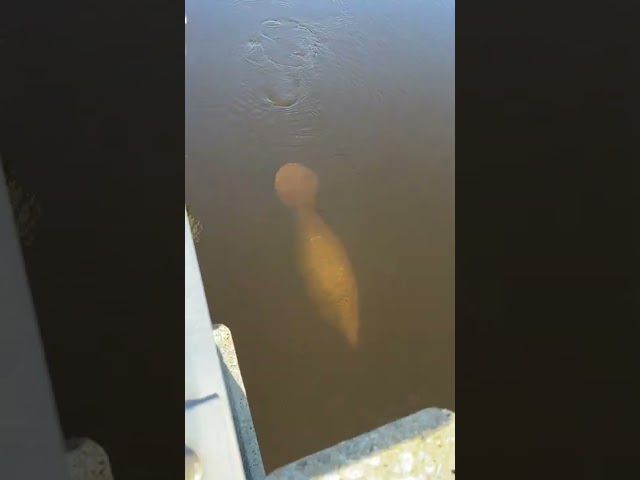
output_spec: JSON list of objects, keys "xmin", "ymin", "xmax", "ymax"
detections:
[{"xmin": 185, "ymin": 0, "xmax": 454, "ymax": 471}]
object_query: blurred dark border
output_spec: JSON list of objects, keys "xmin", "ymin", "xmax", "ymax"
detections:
[
  {"xmin": 457, "ymin": 1, "xmax": 638, "ymax": 477},
  {"xmin": 2, "ymin": 0, "xmax": 639, "ymax": 478},
  {"xmin": 1, "ymin": 1, "xmax": 184, "ymax": 478}
]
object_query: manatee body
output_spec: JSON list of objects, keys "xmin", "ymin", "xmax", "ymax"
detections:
[{"xmin": 275, "ymin": 163, "xmax": 360, "ymax": 349}]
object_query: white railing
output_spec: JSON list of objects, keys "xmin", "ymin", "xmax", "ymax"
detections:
[
  {"xmin": 185, "ymin": 209, "xmax": 247, "ymax": 480},
  {"xmin": 0, "ymin": 158, "xmax": 70, "ymax": 480}
]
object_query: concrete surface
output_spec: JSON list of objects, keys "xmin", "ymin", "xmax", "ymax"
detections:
[
  {"xmin": 2, "ymin": 160, "xmax": 41, "ymax": 247},
  {"xmin": 186, "ymin": 204, "xmax": 203, "ymax": 243},
  {"xmin": 213, "ymin": 324, "xmax": 266, "ymax": 480},
  {"xmin": 65, "ymin": 438, "xmax": 114, "ymax": 480},
  {"xmin": 266, "ymin": 409, "xmax": 455, "ymax": 480}
]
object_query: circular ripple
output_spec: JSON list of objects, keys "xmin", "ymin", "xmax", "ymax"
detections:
[
  {"xmin": 265, "ymin": 74, "xmax": 303, "ymax": 107},
  {"xmin": 258, "ymin": 19, "xmax": 321, "ymax": 68},
  {"xmin": 244, "ymin": 18, "xmax": 323, "ymax": 108}
]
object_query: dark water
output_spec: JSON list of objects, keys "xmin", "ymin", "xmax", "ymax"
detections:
[{"xmin": 185, "ymin": 0, "xmax": 454, "ymax": 471}]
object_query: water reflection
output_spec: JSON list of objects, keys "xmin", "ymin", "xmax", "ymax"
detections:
[{"xmin": 275, "ymin": 163, "xmax": 360, "ymax": 349}]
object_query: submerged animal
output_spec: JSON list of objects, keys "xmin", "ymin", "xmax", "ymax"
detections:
[{"xmin": 274, "ymin": 163, "xmax": 360, "ymax": 349}]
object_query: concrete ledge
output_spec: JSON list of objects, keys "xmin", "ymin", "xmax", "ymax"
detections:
[
  {"xmin": 266, "ymin": 408, "xmax": 455, "ymax": 480},
  {"xmin": 212, "ymin": 322, "xmax": 454, "ymax": 480},
  {"xmin": 213, "ymin": 324, "xmax": 266, "ymax": 480},
  {"xmin": 65, "ymin": 438, "xmax": 114, "ymax": 480}
]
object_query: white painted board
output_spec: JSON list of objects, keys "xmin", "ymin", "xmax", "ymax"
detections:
[
  {"xmin": 0, "ymin": 159, "xmax": 69, "ymax": 480},
  {"xmin": 185, "ymin": 210, "xmax": 247, "ymax": 480}
]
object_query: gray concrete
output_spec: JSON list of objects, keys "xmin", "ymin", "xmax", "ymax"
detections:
[
  {"xmin": 2, "ymin": 160, "xmax": 41, "ymax": 246},
  {"xmin": 267, "ymin": 409, "xmax": 455, "ymax": 480},
  {"xmin": 65, "ymin": 438, "xmax": 114, "ymax": 480},
  {"xmin": 186, "ymin": 204, "xmax": 203, "ymax": 243},
  {"xmin": 213, "ymin": 324, "xmax": 267, "ymax": 480}
]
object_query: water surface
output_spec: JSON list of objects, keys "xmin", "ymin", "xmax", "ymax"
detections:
[{"xmin": 185, "ymin": 0, "xmax": 454, "ymax": 471}]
